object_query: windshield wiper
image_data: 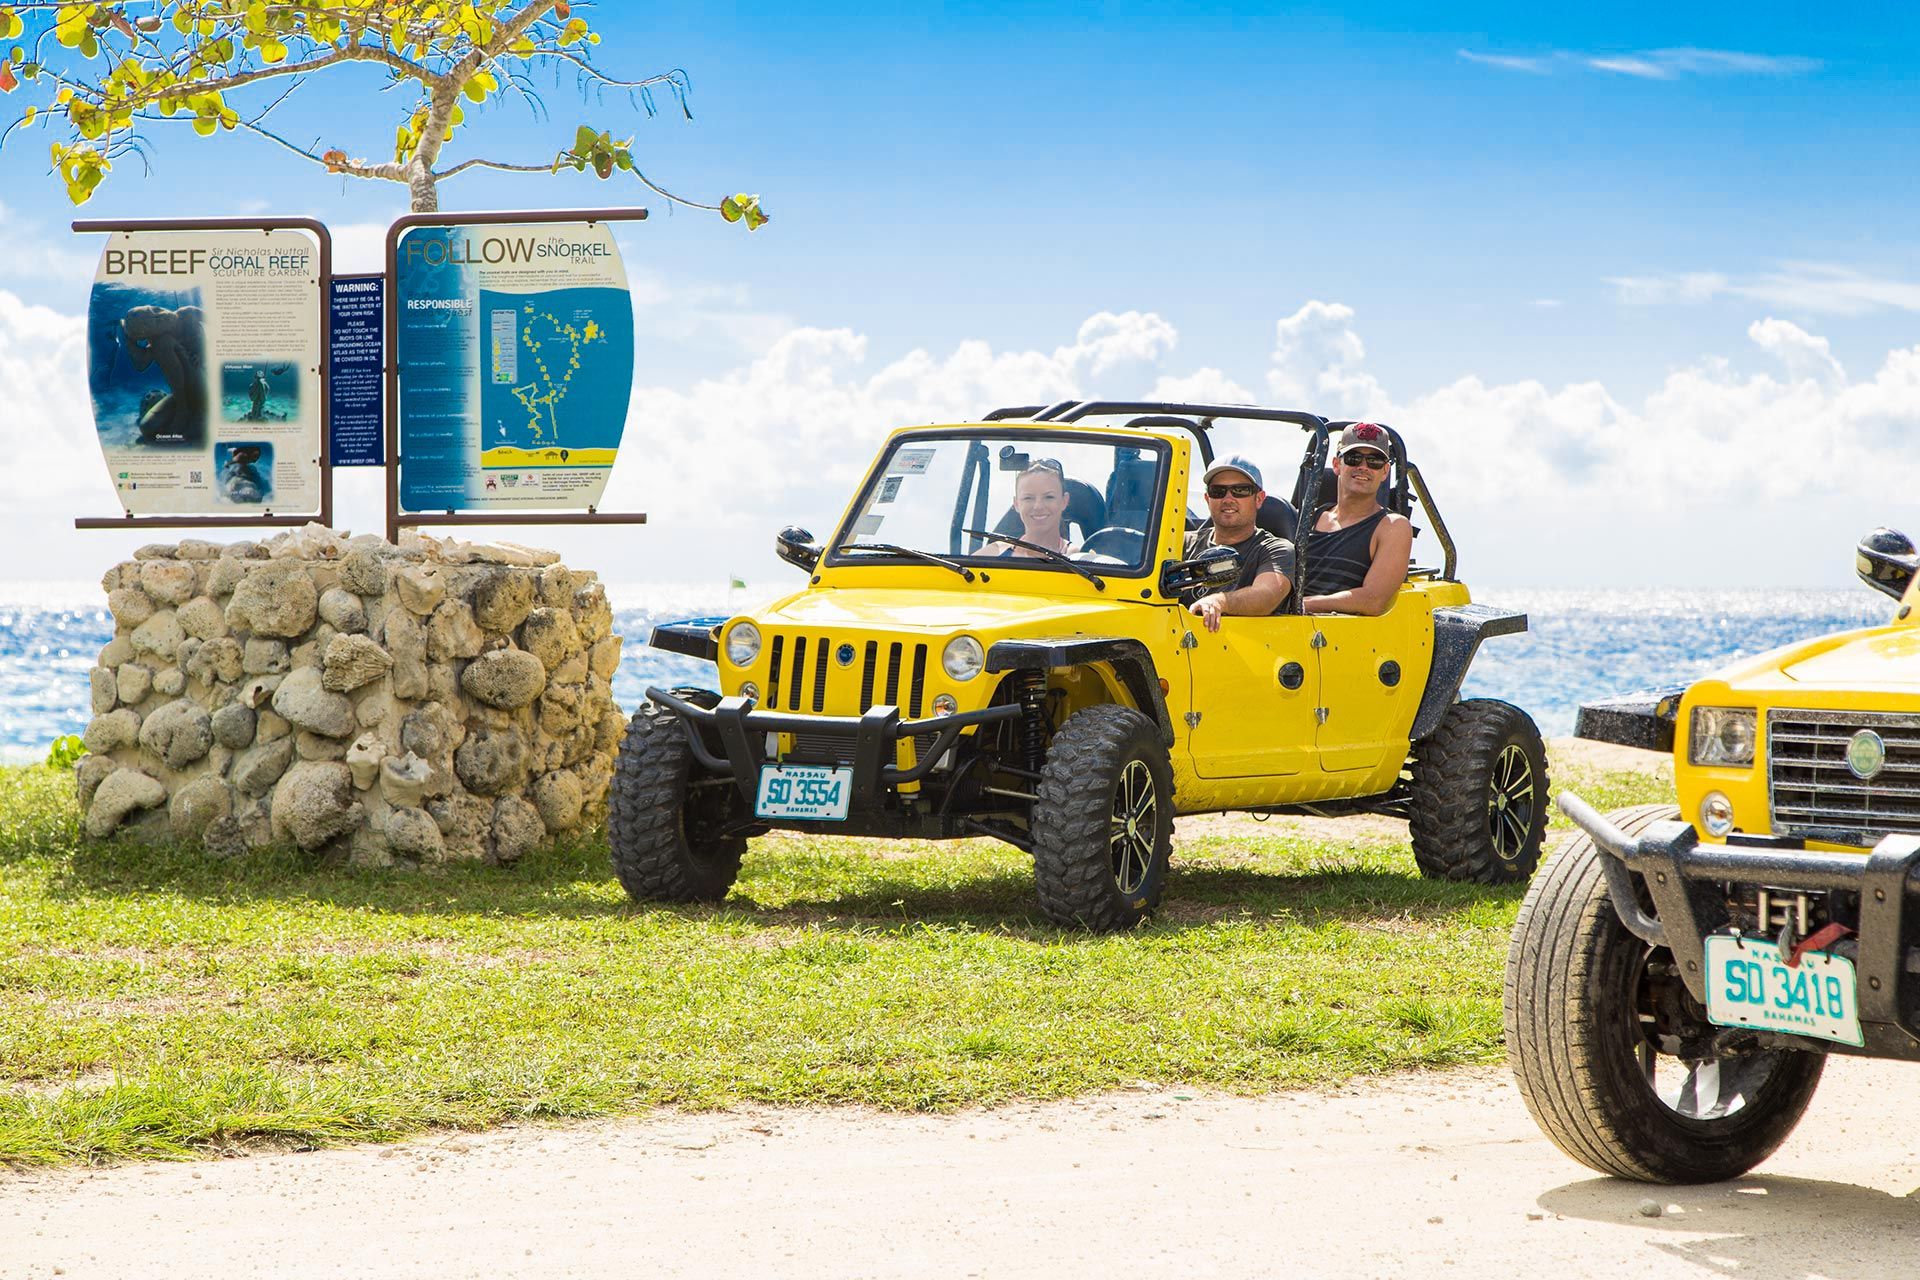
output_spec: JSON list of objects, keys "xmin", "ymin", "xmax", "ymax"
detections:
[
  {"xmin": 834, "ymin": 542, "xmax": 976, "ymax": 582},
  {"xmin": 960, "ymin": 529, "xmax": 1106, "ymax": 590}
]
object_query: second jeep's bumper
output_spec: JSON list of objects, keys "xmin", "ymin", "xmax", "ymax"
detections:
[{"xmin": 1559, "ymin": 790, "xmax": 1920, "ymax": 1057}]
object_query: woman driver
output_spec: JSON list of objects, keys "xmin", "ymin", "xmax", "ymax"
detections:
[{"xmin": 999, "ymin": 461, "xmax": 1071, "ymax": 557}]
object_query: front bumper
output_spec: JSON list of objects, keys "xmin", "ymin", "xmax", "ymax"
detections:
[
  {"xmin": 1559, "ymin": 791, "xmax": 1920, "ymax": 1057},
  {"xmin": 646, "ymin": 685, "xmax": 1022, "ymax": 811}
]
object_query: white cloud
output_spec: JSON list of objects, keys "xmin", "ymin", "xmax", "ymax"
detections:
[
  {"xmin": 1457, "ymin": 50, "xmax": 1552, "ymax": 74},
  {"xmin": 1460, "ymin": 46, "xmax": 1820, "ymax": 80},
  {"xmin": 1609, "ymin": 263, "xmax": 1920, "ymax": 316},
  {"xmin": 4, "ymin": 283, "xmax": 1918, "ymax": 588}
]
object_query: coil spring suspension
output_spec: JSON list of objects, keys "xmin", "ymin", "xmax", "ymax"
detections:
[{"xmin": 1015, "ymin": 670, "xmax": 1048, "ymax": 774}]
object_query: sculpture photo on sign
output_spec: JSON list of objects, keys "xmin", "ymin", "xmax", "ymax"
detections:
[
  {"xmin": 394, "ymin": 221, "xmax": 634, "ymax": 514},
  {"xmin": 86, "ymin": 230, "xmax": 322, "ymax": 515}
]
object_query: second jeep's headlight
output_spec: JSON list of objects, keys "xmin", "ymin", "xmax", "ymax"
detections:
[
  {"xmin": 1690, "ymin": 706, "xmax": 1757, "ymax": 767},
  {"xmin": 942, "ymin": 636, "xmax": 985, "ymax": 681},
  {"xmin": 725, "ymin": 621, "xmax": 762, "ymax": 667}
]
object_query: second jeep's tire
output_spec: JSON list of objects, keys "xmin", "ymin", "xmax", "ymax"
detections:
[
  {"xmin": 1031, "ymin": 704, "xmax": 1173, "ymax": 931},
  {"xmin": 1408, "ymin": 698, "xmax": 1549, "ymax": 884},
  {"xmin": 1504, "ymin": 805, "xmax": 1826, "ymax": 1183},
  {"xmin": 607, "ymin": 703, "xmax": 746, "ymax": 903}
]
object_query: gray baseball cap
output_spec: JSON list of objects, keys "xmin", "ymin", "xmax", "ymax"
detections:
[{"xmin": 1201, "ymin": 454, "xmax": 1263, "ymax": 490}]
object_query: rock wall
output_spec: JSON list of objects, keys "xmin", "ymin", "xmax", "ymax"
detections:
[{"xmin": 76, "ymin": 529, "xmax": 625, "ymax": 866}]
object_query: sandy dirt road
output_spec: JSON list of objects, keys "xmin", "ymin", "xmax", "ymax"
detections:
[{"xmin": 6, "ymin": 1056, "xmax": 1920, "ymax": 1280}]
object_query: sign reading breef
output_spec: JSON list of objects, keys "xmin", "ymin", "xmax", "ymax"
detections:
[
  {"xmin": 86, "ymin": 230, "xmax": 323, "ymax": 515},
  {"xmin": 393, "ymin": 222, "xmax": 634, "ymax": 512}
]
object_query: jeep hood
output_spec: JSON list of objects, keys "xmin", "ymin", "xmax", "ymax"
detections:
[
  {"xmin": 1779, "ymin": 625, "xmax": 1920, "ymax": 688},
  {"xmin": 751, "ymin": 586, "xmax": 1150, "ymax": 638}
]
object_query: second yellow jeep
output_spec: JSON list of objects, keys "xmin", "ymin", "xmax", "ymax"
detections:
[{"xmin": 611, "ymin": 401, "xmax": 1545, "ymax": 930}]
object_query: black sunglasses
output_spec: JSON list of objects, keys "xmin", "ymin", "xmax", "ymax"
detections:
[
  {"xmin": 1340, "ymin": 450, "xmax": 1389, "ymax": 469},
  {"xmin": 1206, "ymin": 482, "xmax": 1259, "ymax": 498}
]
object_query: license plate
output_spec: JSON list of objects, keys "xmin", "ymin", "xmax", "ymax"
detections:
[
  {"xmin": 1703, "ymin": 934, "xmax": 1864, "ymax": 1047},
  {"xmin": 754, "ymin": 765, "xmax": 852, "ymax": 821}
]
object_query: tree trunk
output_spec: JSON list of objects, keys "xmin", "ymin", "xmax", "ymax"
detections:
[{"xmin": 408, "ymin": 162, "xmax": 438, "ymax": 213}]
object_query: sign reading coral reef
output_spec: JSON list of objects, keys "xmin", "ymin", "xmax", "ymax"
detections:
[
  {"xmin": 392, "ymin": 222, "xmax": 634, "ymax": 513},
  {"xmin": 86, "ymin": 230, "xmax": 322, "ymax": 515}
]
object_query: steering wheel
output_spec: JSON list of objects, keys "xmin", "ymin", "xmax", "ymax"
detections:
[{"xmin": 1080, "ymin": 526, "xmax": 1146, "ymax": 561}]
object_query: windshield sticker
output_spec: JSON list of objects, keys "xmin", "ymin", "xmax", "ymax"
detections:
[
  {"xmin": 853, "ymin": 513, "xmax": 885, "ymax": 535},
  {"xmin": 888, "ymin": 448, "xmax": 934, "ymax": 475},
  {"xmin": 875, "ymin": 475, "xmax": 903, "ymax": 504}
]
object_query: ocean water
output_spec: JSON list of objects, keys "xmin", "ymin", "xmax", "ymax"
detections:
[{"xmin": 0, "ymin": 581, "xmax": 1894, "ymax": 765}]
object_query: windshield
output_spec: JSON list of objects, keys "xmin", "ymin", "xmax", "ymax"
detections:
[{"xmin": 831, "ymin": 432, "xmax": 1169, "ymax": 574}]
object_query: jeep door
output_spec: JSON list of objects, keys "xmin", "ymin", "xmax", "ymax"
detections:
[
  {"xmin": 1310, "ymin": 604, "xmax": 1431, "ymax": 772},
  {"xmin": 1182, "ymin": 616, "xmax": 1322, "ymax": 777}
]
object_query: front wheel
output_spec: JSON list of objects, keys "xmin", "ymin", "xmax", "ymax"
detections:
[
  {"xmin": 1504, "ymin": 805, "xmax": 1825, "ymax": 1183},
  {"xmin": 1031, "ymin": 704, "xmax": 1173, "ymax": 931},
  {"xmin": 1408, "ymin": 698, "xmax": 1548, "ymax": 884},
  {"xmin": 607, "ymin": 704, "xmax": 747, "ymax": 903}
]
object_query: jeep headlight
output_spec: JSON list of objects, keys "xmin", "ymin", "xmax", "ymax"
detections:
[
  {"xmin": 724, "ymin": 621, "xmax": 762, "ymax": 667},
  {"xmin": 942, "ymin": 635, "xmax": 985, "ymax": 682},
  {"xmin": 1689, "ymin": 706, "xmax": 1756, "ymax": 767}
]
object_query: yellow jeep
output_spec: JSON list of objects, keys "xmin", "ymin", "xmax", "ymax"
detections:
[
  {"xmin": 1506, "ymin": 527, "xmax": 1920, "ymax": 1183},
  {"xmin": 610, "ymin": 401, "xmax": 1546, "ymax": 930}
]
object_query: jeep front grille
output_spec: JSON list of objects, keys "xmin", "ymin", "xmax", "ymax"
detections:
[
  {"xmin": 763, "ymin": 635, "xmax": 929, "ymax": 717},
  {"xmin": 1768, "ymin": 709, "xmax": 1920, "ymax": 846}
]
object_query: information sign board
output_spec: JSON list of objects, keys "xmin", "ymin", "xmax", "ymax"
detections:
[{"xmin": 327, "ymin": 274, "xmax": 384, "ymax": 467}]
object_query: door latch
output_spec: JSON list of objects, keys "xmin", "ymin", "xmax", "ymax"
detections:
[
  {"xmin": 1310, "ymin": 631, "xmax": 1327, "ymax": 650},
  {"xmin": 1315, "ymin": 707, "xmax": 1329, "ymax": 724},
  {"xmin": 1181, "ymin": 631, "xmax": 1198, "ymax": 649},
  {"xmin": 1184, "ymin": 711, "xmax": 1202, "ymax": 729}
]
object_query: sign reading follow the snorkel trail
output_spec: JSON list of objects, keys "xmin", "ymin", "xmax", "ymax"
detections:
[
  {"xmin": 393, "ymin": 221, "xmax": 634, "ymax": 513},
  {"xmin": 86, "ymin": 230, "xmax": 323, "ymax": 515}
]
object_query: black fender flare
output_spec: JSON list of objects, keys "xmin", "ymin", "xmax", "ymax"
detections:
[
  {"xmin": 1410, "ymin": 604, "xmax": 1527, "ymax": 742},
  {"xmin": 1573, "ymin": 684, "xmax": 1688, "ymax": 753},
  {"xmin": 649, "ymin": 617, "xmax": 727, "ymax": 663},
  {"xmin": 985, "ymin": 636, "xmax": 1175, "ymax": 748}
]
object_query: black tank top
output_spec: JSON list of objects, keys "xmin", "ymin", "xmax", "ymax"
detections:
[{"xmin": 1304, "ymin": 508, "xmax": 1387, "ymax": 597}]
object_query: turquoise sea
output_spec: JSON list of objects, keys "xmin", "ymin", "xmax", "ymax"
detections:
[{"xmin": 0, "ymin": 582, "xmax": 1893, "ymax": 765}]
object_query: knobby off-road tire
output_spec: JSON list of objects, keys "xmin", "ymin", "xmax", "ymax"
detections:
[
  {"xmin": 607, "ymin": 704, "xmax": 746, "ymax": 903},
  {"xmin": 1031, "ymin": 704, "xmax": 1173, "ymax": 931},
  {"xmin": 1504, "ymin": 804, "xmax": 1826, "ymax": 1183},
  {"xmin": 1409, "ymin": 698, "xmax": 1549, "ymax": 884}
]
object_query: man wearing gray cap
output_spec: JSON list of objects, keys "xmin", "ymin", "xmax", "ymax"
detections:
[{"xmin": 1184, "ymin": 454, "xmax": 1295, "ymax": 632}]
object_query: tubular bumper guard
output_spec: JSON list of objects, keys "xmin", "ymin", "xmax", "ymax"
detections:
[
  {"xmin": 1559, "ymin": 791, "xmax": 1920, "ymax": 1051},
  {"xmin": 646, "ymin": 686, "xmax": 1023, "ymax": 809}
]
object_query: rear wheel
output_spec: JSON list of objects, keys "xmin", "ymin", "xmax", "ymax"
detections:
[
  {"xmin": 607, "ymin": 704, "xmax": 746, "ymax": 903},
  {"xmin": 1409, "ymin": 698, "xmax": 1548, "ymax": 884},
  {"xmin": 1504, "ymin": 805, "xmax": 1825, "ymax": 1182},
  {"xmin": 1031, "ymin": 705, "xmax": 1173, "ymax": 931}
]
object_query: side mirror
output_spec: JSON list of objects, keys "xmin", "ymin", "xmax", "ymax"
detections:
[
  {"xmin": 1159, "ymin": 545, "xmax": 1240, "ymax": 598},
  {"xmin": 776, "ymin": 526, "xmax": 821, "ymax": 572},
  {"xmin": 1857, "ymin": 527, "xmax": 1918, "ymax": 601}
]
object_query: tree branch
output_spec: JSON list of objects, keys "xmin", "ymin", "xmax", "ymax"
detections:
[{"xmin": 435, "ymin": 154, "xmax": 561, "ymax": 180}]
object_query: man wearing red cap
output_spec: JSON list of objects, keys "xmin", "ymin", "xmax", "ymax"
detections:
[{"xmin": 1302, "ymin": 423, "xmax": 1412, "ymax": 616}]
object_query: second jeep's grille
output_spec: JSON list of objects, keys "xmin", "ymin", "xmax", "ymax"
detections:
[
  {"xmin": 1768, "ymin": 709, "xmax": 1920, "ymax": 845},
  {"xmin": 763, "ymin": 635, "xmax": 929, "ymax": 717}
]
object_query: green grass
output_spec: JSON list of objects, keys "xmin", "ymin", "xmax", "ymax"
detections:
[{"xmin": 0, "ymin": 748, "xmax": 1673, "ymax": 1166}]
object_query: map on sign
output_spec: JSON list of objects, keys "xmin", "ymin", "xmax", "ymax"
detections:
[{"xmin": 476, "ymin": 284, "xmax": 631, "ymax": 472}]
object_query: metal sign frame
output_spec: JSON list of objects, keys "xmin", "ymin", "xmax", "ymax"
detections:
[
  {"xmin": 70, "ymin": 216, "xmax": 334, "ymax": 531},
  {"xmin": 382, "ymin": 207, "xmax": 650, "ymax": 544}
]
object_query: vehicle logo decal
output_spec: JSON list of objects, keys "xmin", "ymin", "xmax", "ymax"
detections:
[
  {"xmin": 1847, "ymin": 729, "xmax": 1887, "ymax": 780},
  {"xmin": 836, "ymin": 643, "xmax": 857, "ymax": 667}
]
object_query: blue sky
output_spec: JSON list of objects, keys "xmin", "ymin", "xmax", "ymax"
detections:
[{"xmin": 2, "ymin": 2, "xmax": 1918, "ymax": 588}]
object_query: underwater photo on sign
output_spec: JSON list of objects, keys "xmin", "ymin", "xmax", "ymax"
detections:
[{"xmin": 88, "ymin": 285, "xmax": 207, "ymax": 448}]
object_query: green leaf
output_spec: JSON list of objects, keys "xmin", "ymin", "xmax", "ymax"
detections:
[
  {"xmin": 720, "ymin": 194, "xmax": 741, "ymax": 223},
  {"xmin": 0, "ymin": 10, "xmax": 21, "ymax": 41},
  {"xmin": 260, "ymin": 37, "xmax": 287, "ymax": 64},
  {"xmin": 574, "ymin": 123, "xmax": 595, "ymax": 152}
]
